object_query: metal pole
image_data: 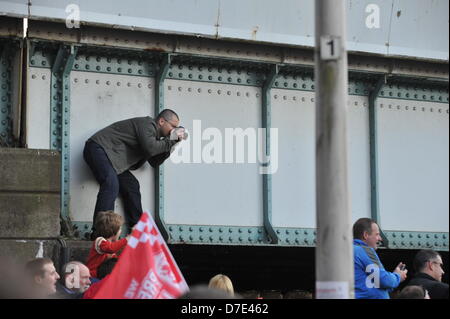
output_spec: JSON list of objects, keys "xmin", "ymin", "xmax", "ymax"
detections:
[{"xmin": 315, "ymin": 0, "xmax": 354, "ymax": 299}]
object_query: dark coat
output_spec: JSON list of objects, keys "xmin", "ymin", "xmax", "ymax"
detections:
[
  {"xmin": 89, "ymin": 117, "xmax": 177, "ymax": 174},
  {"xmin": 407, "ymin": 273, "xmax": 449, "ymax": 299}
]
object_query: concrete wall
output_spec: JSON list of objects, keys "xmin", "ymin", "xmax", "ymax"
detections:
[
  {"xmin": 0, "ymin": 148, "xmax": 61, "ymax": 238},
  {"xmin": 0, "ymin": 148, "xmax": 61, "ymax": 265}
]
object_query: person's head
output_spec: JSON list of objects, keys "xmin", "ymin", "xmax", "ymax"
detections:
[
  {"xmin": 97, "ymin": 258, "xmax": 118, "ymax": 280},
  {"xmin": 413, "ymin": 249, "xmax": 445, "ymax": 282},
  {"xmin": 179, "ymin": 285, "xmax": 239, "ymax": 299},
  {"xmin": 62, "ymin": 261, "xmax": 91, "ymax": 293},
  {"xmin": 397, "ymin": 285, "xmax": 430, "ymax": 299},
  {"xmin": 0, "ymin": 257, "xmax": 31, "ymax": 298},
  {"xmin": 208, "ymin": 274, "xmax": 234, "ymax": 296},
  {"xmin": 25, "ymin": 258, "xmax": 60, "ymax": 298},
  {"xmin": 156, "ymin": 109, "xmax": 180, "ymax": 137},
  {"xmin": 353, "ymin": 218, "xmax": 382, "ymax": 249},
  {"xmin": 94, "ymin": 211, "xmax": 124, "ymax": 240}
]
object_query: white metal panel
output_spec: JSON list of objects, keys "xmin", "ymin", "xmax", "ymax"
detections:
[
  {"xmin": 347, "ymin": 96, "xmax": 371, "ymax": 222},
  {"xmin": 271, "ymin": 92, "xmax": 371, "ymax": 229},
  {"xmin": 377, "ymin": 99, "xmax": 449, "ymax": 232},
  {"xmin": 29, "ymin": 0, "xmax": 219, "ymax": 37},
  {"xmin": 69, "ymin": 71, "xmax": 155, "ymax": 222},
  {"xmin": 346, "ymin": 0, "xmax": 392, "ymax": 56},
  {"xmin": 26, "ymin": 67, "xmax": 51, "ymax": 149},
  {"xmin": 1, "ymin": 0, "xmax": 444, "ymax": 61},
  {"xmin": 271, "ymin": 90, "xmax": 316, "ymax": 228},
  {"xmin": 389, "ymin": 0, "xmax": 449, "ymax": 61},
  {"xmin": 218, "ymin": 0, "xmax": 315, "ymax": 47},
  {"xmin": 0, "ymin": 0, "xmax": 28, "ymax": 18},
  {"xmin": 164, "ymin": 80, "xmax": 263, "ymax": 226}
]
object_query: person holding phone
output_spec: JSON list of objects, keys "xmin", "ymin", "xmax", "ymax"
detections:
[{"xmin": 353, "ymin": 218, "xmax": 408, "ymax": 299}]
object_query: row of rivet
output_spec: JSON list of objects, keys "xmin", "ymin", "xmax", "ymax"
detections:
[
  {"xmin": 379, "ymin": 103, "xmax": 449, "ymax": 114},
  {"xmin": 28, "ymin": 73, "xmax": 449, "ymax": 115},
  {"xmin": 29, "ymin": 73, "xmax": 449, "ymax": 116},
  {"xmin": 29, "ymin": 50, "xmax": 448, "ymax": 103},
  {"xmin": 167, "ymin": 226, "xmax": 317, "ymax": 245},
  {"xmin": 0, "ymin": 51, "xmax": 12, "ymax": 142}
]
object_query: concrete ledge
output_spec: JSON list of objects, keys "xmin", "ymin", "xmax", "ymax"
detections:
[
  {"xmin": 0, "ymin": 148, "xmax": 60, "ymax": 193},
  {"xmin": 0, "ymin": 239, "xmax": 58, "ymax": 265},
  {"xmin": 0, "ymin": 148, "xmax": 61, "ymax": 238}
]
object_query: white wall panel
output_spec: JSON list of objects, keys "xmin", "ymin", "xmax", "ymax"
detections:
[
  {"xmin": 26, "ymin": 67, "xmax": 51, "ymax": 149},
  {"xmin": 271, "ymin": 90, "xmax": 316, "ymax": 228},
  {"xmin": 271, "ymin": 91, "xmax": 371, "ymax": 229},
  {"xmin": 347, "ymin": 96, "xmax": 372, "ymax": 223},
  {"xmin": 164, "ymin": 80, "xmax": 263, "ymax": 226},
  {"xmin": 377, "ymin": 99, "xmax": 449, "ymax": 232}
]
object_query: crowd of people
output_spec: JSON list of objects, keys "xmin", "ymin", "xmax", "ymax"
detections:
[
  {"xmin": 352, "ymin": 218, "xmax": 448, "ymax": 299},
  {"xmin": 0, "ymin": 215, "xmax": 447, "ymax": 299}
]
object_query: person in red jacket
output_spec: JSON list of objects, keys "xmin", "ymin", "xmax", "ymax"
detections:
[{"xmin": 86, "ymin": 211, "xmax": 129, "ymax": 278}]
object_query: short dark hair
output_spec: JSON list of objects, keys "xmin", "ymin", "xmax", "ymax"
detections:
[
  {"xmin": 397, "ymin": 285, "xmax": 426, "ymax": 299},
  {"xmin": 156, "ymin": 109, "xmax": 179, "ymax": 122},
  {"xmin": 25, "ymin": 258, "xmax": 54, "ymax": 278},
  {"xmin": 353, "ymin": 218, "xmax": 376, "ymax": 240},
  {"xmin": 97, "ymin": 258, "xmax": 118, "ymax": 280},
  {"xmin": 413, "ymin": 249, "xmax": 440, "ymax": 272}
]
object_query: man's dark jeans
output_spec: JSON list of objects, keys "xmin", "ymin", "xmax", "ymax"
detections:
[{"xmin": 83, "ymin": 140, "xmax": 143, "ymax": 231}]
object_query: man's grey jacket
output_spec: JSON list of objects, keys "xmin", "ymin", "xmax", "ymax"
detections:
[{"xmin": 88, "ymin": 116, "xmax": 178, "ymax": 174}]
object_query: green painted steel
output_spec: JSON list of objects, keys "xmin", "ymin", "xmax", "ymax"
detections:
[
  {"xmin": 50, "ymin": 44, "xmax": 78, "ymax": 233},
  {"xmin": 262, "ymin": 64, "xmax": 280, "ymax": 244},
  {"xmin": 384, "ymin": 231, "xmax": 448, "ymax": 251},
  {"xmin": 29, "ymin": 42, "xmax": 449, "ymax": 103},
  {"xmin": 154, "ymin": 53, "xmax": 172, "ymax": 242},
  {"xmin": 0, "ymin": 42, "xmax": 14, "ymax": 146},
  {"xmin": 71, "ymin": 221, "xmax": 449, "ymax": 250}
]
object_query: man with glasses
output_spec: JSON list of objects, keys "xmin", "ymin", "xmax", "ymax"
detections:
[
  {"xmin": 83, "ymin": 109, "xmax": 184, "ymax": 238},
  {"xmin": 406, "ymin": 249, "xmax": 449, "ymax": 299}
]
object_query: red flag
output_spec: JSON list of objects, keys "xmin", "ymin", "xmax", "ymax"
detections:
[{"xmin": 92, "ymin": 211, "xmax": 189, "ymax": 299}]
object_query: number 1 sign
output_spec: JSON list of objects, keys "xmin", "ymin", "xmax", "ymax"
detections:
[{"xmin": 320, "ymin": 36, "xmax": 341, "ymax": 61}]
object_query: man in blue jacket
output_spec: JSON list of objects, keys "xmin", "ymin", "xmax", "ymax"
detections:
[{"xmin": 353, "ymin": 218, "xmax": 408, "ymax": 299}]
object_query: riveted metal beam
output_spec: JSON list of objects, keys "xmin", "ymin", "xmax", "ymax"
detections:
[
  {"xmin": 69, "ymin": 221, "xmax": 448, "ymax": 250},
  {"xmin": 155, "ymin": 53, "xmax": 172, "ymax": 242},
  {"xmin": 384, "ymin": 231, "xmax": 448, "ymax": 251},
  {"xmin": 28, "ymin": 40, "xmax": 449, "ymax": 103},
  {"xmin": 27, "ymin": 20, "xmax": 449, "ymax": 82},
  {"xmin": 262, "ymin": 64, "xmax": 280, "ymax": 244},
  {"xmin": 50, "ymin": 44, "xmax": 78, "ymax": 236},
  {"xmin": 0, "ymin": 43, "xmax": 11, "ymax": 146}
]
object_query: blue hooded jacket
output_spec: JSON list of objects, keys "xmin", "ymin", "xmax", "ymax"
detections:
[{"xmin": 353, "ymin": 239, "xmax": 401, "ymax": 299}]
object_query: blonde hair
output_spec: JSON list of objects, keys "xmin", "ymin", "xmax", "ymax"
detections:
[
  {"xmin": 94, "ymin": 211, "xmax": 123, "ymax": 239},
  {"xmin": 208, "ymin": 274, "xmax": 234, "ymax": 296}
]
